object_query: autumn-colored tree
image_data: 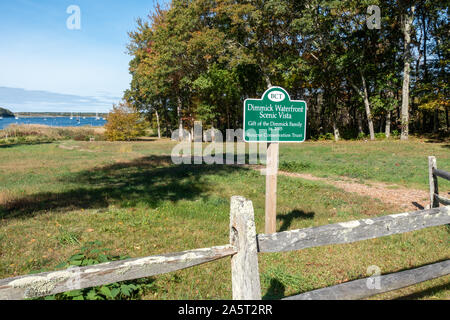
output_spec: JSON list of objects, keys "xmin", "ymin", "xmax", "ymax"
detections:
[
  {"xmin": 125, "ymin": 0, "xmax": 449, "ymax": 140},
  {"xmin": 105, "ymin": 103, "xmax": 149, "ymax": 141}
]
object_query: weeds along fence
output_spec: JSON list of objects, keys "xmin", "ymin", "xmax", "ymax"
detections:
[
  {"xmin": 1, "ymin": 198, "xmax": 449, "ymax": 300},
  {"xmin": 1, "ymin": 162, "xmax": 449, "ymax": 300}
]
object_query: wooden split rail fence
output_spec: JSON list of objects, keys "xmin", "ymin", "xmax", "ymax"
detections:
[
  {"xmin": 429, "ymin": 156, "xmax": 450, "ymax": 207},
  {"xmin": 1, "ymin": 160, "xmax": 449, "ymax": 300}
]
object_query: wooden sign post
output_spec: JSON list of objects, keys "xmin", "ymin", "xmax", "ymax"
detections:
[
  {"xmin": 243, "ymin": 87, "xmax": 307, "ymax": 234},
  {"xmin": 265, "ymin": 142, "xmax": 279, "ymax": 233}
]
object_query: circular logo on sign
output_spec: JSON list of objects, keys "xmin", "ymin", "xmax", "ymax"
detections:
[{"xmin": 268, "ymin": 90, "xmax": 285, "ymax": 102}]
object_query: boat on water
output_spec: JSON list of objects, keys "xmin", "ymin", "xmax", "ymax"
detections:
[{"xmin": 70, "ymin": 112, "xmax": 73, "ymax": 120}]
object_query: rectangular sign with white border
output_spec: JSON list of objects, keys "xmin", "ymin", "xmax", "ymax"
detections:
[{"xmin": 243, "ymin": 87, "xmax": 307, "ymax": 143}]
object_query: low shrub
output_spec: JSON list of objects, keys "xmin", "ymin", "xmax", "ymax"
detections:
[
  {"xmin": 317, "ymin": 133, "xmax": 334, "ymax": 141},
  {"xmin": 391, "ymin": 130, "xmax": 400, "ymax": 138},
  {"xmin": 104, "ymin": 103, "xmax": 149, "ymax": 141},
  {"xmin": 357, "ymin": 132, "xmax": 367, "ymax": 140}
]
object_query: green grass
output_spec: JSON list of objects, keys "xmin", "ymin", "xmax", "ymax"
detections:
[
  {"xmin": 279, "ymin": 139, "xmax": 450, "ymax": 190},
  {"xmin": 54, "ymin": 227, "xmax": 82, "ymax": 246},
  {"xmin": 0, "ymin": 138, "xmax": 449, "ymax": 299}
]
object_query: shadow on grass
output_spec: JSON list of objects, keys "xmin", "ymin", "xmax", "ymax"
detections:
[
  {"xmin": 421, "ymin": 131, "xmax": 450, "ymax": 144},
  {"xmin": 278, "ymin": 209, "xmax": 315, "ymax": 232},
  {"xmin": 394, "ymin": 282, "xmax": 450, "ymax": 300},
  {"xmin": 411, "ymin": 201, "xmax": 425, "ymax": 210},
  {"xmin": 0, "ymin": 155, "xmax": 252, "ymax": 219},
  {"xmin": 262, "ymin": 278, "xmax": 286, "ymax": 300}
]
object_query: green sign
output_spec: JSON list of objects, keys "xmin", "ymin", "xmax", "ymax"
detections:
[{"xmin": 244, "ymin": 87, "xmax": 307, "ymax": 142}]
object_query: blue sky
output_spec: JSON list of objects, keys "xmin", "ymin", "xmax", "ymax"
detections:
[{"xmin": 0, "ymin": 0, "xmax": 167, "ymax": 113}]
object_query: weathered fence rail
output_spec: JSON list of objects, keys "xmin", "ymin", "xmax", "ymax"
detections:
[
  {"xmin": 257, "ymin": 206, "xmax": 449, "ymax": 253},
  {"xmin": 429, "ymin": 156, "xmax": 450, "ymax": 207},
  {"xmin": 433, "ymin": 168, "xmax": 450, "ymax": 181},
  {"xmin": 0, "ymin": 245, "xmax": 236, "ymax": 300},
  {"xmin": 1, "ymin": 157, "xmax": 449, "ymax": 300},
  {"xmin": 284, "ymin": 260, "xmax": 450, "ymax": 300}
]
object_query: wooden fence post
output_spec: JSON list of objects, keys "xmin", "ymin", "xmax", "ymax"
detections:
[
  {"xmin": 265, "ymin": 142, "xmax": 279, "ymax": 234},
  {"xmin": 429, "ymin": 156, "xmax": 439, "ymax": 208},
  {"xmin": 230, "ymin": 196, "xmax": 262, "ymax": 300}
]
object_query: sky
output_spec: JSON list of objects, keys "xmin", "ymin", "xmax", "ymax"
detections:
[{"xmin": 0, "ymin": 0, "xmax": 167, "ymax": 113}]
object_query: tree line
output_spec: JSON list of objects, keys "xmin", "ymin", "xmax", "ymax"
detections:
[{"xmin": 124, "ymin": 0, "xmax": 449, "ymax": 141}]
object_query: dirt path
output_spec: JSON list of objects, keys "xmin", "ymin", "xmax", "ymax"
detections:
[
  {"xmin": 251, "ymin": 166, "xmax": 431, "ymax": 211},
  {"xmin": 280, "ymin": 171, "xmax": 431, "ymax": 211}
]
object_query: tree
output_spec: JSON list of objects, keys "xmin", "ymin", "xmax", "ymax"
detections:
[
  {"xmin": 400, "ymin": 2, "xmax": 416, "ymax": 140},
  {"xmin": 0, "ymin": 107, "xmax": 14, "ymax": 118},
  {"xmin": 125, "ymin": 1, "xmax": 449, "ymax": 140},
  {"xmin": 105, "ymin": 103, "xmax": 149, "ymax": 141}
]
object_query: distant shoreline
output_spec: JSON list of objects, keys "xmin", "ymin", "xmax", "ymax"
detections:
[
  {"xmin": 0, "ymin": 116, "xmax": 107, "ymax": 130},
  {"xmin": 14, "ymin": 116, "xmax": 106, "ymax": 118},
  {"xmin": 13, "ymin": 113, "xmax": 108, "ymax": 118}
]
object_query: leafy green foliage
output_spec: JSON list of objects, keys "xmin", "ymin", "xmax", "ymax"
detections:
[
  {"xmin": 54, "ymin": 227, "xmax": 81, "ymax": 246},
  {"xmin": 43, "ymin": 241, "xmax": 156, "ymax": 300},
  {"xmin": 124, "ymin": 0, "xmax": 449, "ymax": 140},
  {"xmin": 375, "ymin": 132, "xmax": 387, "ymax": 140}
]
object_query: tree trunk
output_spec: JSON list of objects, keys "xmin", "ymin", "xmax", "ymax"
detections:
[
  {"xmin": 177, "ymin": 96, "xmax": 183, "ymax": 141},
  {"xmin": 401, "ymin": 5, "xmax": 415, "ymax": 140},
  {"xmin": 446, "ymin": 106, "xmax": 449, "ymax": 130},
  {"xmin": 357, "ymin": 111, "xmax": 364, "ymax": 136},
  {"xmin": 155, "ymin": 110, "xmax": 161, "ymax": 139},
  {"xmin": 433, "ymin": 108, "xmax": 439, "ymax": 133},
  {"xmin": 163, "ymin": 106, "xmax": 171, "ymax": 138},
  {"xmin": 318, "ymin": 92, "xmax": 325, "ymax": 135},
  {"xmin": 361, "ymin": 74, "xmax": 375, "ymax": 140},
  {"xmin": 385, "ymin": 111, "xmax": 391, "ymax": 138},
  {"xmin": 332, "ymin": 118, "xmax": 340, "ymax": 142},
  {"xmin": 265, "ymin": 75, "xmax": 272, "ymax": 88},
  {"xmin": 422, "ymin": 12, "xmax": 428, "ymax": 81},
  {"xmin": 350, "ymin": 77, "xmax": 374, "ymax": 140}
]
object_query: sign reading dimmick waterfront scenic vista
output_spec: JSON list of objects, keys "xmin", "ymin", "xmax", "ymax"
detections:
[{"xmin": 244, "ymin": 87, "xmax": 307, "ymax": 142}]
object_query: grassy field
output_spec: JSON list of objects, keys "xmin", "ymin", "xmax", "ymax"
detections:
[
  {"xmin": 280, "ymin": 139, "xmax": 450, "ymax": 190},
  {"xmin": 0, "ymin": 138, "xmax": 449, "ymax": 299}
]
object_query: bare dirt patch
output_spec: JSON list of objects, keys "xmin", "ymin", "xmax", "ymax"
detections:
[
  {"xmin": 278, "ymin": 171, "xmax": 432, "ymax": 211},
  {"xmin": 250, "ymin": 165, "xmax": 433, "ymax": 211}
]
